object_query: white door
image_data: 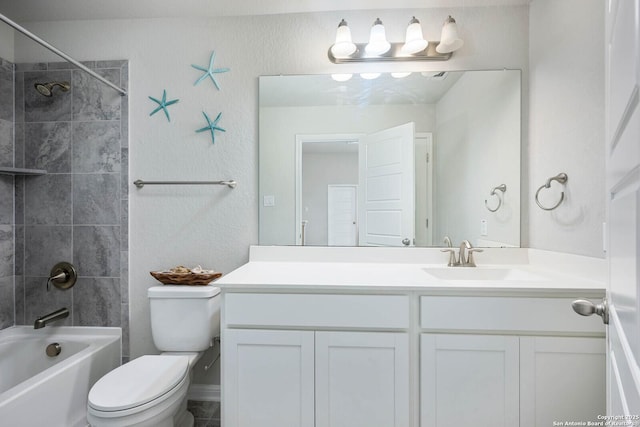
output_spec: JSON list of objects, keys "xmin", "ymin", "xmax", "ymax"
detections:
[
  {"xmin": 315, "ymin": 331, "xmax": 410, "ymax": 427},
  {"xmin": 606, "ymin": 0, "xmax": 640, "ymax": 416},
  {"xmin": 327, "ymin": 185, "xmax": 357, "ymax": 246},
  {"xmin": 223, "ymin": 329, "xmax": 315, "ymax": 427},
  {"xmin": 358, "ymin": 122, "xmax": 415, "ymax": 247},
  {"xmin": 420, "ymin": 334, "xmax": 520, "ymax": 427}
]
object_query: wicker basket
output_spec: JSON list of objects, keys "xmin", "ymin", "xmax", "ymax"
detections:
[{"xmin": 149, "ymin": 271, "xmax": 222, "ymax": 286}]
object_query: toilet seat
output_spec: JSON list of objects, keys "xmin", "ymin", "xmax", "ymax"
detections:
[{"xmin": 88, "ymin": 355, "xmax": 189, "ymax": 416}]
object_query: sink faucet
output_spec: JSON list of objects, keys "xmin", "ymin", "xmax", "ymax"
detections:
[
  {"xmin": 442, "ymin": 239, "xmax": 484, "ymax": 267},
  {"xmin": 459, "ymin": 240, "xmax": 483, "ymax": 267},
  {"xmin": 34, "ymin": 307, "xmax": 69, "ymax": 329}
]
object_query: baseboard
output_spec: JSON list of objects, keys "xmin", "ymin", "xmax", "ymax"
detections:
[{"xmin": 187, "ymin": 384, "xmax": 221, "ymax": 402}]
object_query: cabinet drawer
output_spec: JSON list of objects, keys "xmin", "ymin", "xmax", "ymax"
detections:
[
  {"xmin": 420, "ymin": 296, "xmax": 605, "ymax": 334},
  {"xmin": 225, "ymin": 293, "xmax": 409, "ymax": 329}
]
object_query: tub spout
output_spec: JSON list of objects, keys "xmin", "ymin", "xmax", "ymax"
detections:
[{"xmin": 34, "ymin": 308, "xmax": 69, "ymax": 329}]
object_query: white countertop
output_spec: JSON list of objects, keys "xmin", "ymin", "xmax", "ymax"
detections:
[{"xmin": 216, "ymin": 246, "xmax": 606, "ymax": 295}]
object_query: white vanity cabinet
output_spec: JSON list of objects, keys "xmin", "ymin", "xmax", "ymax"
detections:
[
  {"xmin": 419, "ymin": 295, "xmax": 606, "ymax": 427},
  {"xmin": 222, "ymin": 293, "xmax": 411, "ymax": 427}
]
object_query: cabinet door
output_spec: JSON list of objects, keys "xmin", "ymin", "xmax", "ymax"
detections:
[
  {"xmin": 315, "ymin": 331, "xmax": 410, "ymax": 427},
  {"xmin": 223, "ymin": 329, "xmax": 315, "ymax": 427},
  {"xmin": 520, "ymin": 336, "xmax": 605, "ymax": 427},
  {"xmin": 421, "ymin": 334, "xmax": 519, "ymax": 427}
]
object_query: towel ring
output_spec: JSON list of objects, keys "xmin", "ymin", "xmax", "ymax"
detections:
[
  {"xmin": 535, "ymin": 173, "xmax": 568, "ymax": 211},
  {"xmin": 485, "ymin": 184, "xmax": 507, "ymax": 212}
]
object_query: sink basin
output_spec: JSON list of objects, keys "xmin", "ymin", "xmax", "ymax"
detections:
[{"xmin": 422, "ymin": 267, "xmax": 547, "ymax": 282}]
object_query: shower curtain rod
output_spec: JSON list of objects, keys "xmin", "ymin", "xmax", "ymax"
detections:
[{"xmin": 0, "ymin": 12, "xmax": 127, "ymax": 97}]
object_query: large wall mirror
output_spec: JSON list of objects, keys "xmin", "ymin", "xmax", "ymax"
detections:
[{"xmin": 259, "ymin": 69, "xmax": 521, "ymax": 248}]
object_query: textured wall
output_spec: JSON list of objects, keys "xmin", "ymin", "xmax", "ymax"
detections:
[
  {"xmin": 528, "ymin": 0, "xmax": 605, "ymax": 256},
  {"xmin": 10, "ymin": 61, "xmax": 130, "ymax": 359}
]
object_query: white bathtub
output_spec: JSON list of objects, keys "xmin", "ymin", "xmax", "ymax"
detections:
[{"xmin": 0, "ymin": 326, "xmax": 121, "ymax": 427}]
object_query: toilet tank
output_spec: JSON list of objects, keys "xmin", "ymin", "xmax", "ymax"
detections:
[{"xmin": 148, "ymin": 285, "xmax": 221, "ymax": 352}]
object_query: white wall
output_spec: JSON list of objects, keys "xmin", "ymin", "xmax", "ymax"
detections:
[
  {"xmin": 435, "ymin": 70, "xmax": 521, "ymax": 247},
  {"xmin": 10, "ymin": 5, "xmax": 533, "ymax": 385},
  {"xmin": 528, "ymin": 0, "xmax": 605, "ymax": 256}
]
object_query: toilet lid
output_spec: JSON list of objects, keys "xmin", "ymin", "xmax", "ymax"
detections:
[{"xmin": 88, "ymin": 355, "xmax": 189, "ymax": 412}]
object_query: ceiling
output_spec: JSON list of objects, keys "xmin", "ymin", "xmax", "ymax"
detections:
[
  {"xmin": 260, "ymin": 72, "xmax": 462, "ymax": 108},
  {"xmin": 0, "ymin": 0, "xmax": 530, "ymax": 23}
]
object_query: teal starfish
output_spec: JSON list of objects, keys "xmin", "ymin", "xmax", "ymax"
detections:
[
  {"xmin": 148, "ymin": 90, "xmax": 179, "ymax": 122},
  {"xmin": 196, "ymin": 111, "xmax": 225, "ymax": 144},
  {"xmin": 191, "ymin": 51, "xmax": 230, "ymax": 90}
]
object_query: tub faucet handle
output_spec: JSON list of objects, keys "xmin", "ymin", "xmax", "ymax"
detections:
[{"xmin": 46, "ymin": 262, "xmax": 77, "ymax": 291}]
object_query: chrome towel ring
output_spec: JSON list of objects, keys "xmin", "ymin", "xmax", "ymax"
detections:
[
  {"xmin": 485, "ymin": 184, "xmax": 507, "ymax": 212},
  {"xmin": 535, "ymin": 173, "xmax": 568, "ymax": 211}
]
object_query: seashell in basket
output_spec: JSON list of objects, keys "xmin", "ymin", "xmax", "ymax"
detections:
[{"xmin": 150, "ymin": 270, "xmax": 222, "ymax": 286}]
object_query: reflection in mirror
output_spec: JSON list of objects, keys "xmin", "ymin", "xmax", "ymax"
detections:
[{"xmin": 259, "ymin": 70, "xmax": 521, "ymax": 248}]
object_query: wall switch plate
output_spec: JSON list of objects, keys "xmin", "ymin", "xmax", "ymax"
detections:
[
  {"xmin": 480, "ymin": 219, "xmax": 488, "ymax": 236},
  {"xmin": 263, "ymin": 195, "xmax": 275, "ymax": 207}
]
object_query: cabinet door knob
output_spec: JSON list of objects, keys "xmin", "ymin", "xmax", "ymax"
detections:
[{"xmin": 572, "ymin": 298, "xmax": 609, "ymax": 325}]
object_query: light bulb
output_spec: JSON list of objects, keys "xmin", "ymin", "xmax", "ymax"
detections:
[
  {"xmin": 331, "ymin": 74, "xmax": 353, "ymax": 82},
  {"xmin": 360, "ymin": 72, "xmax": 381, "ymax": 80}
]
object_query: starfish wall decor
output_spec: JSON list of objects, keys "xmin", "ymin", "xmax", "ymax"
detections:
[
  {"xmin": 196, "ymin": 111, "xmax": 226, "ymax": 144},
  {"xmin": 191, "ymin": 51, "xmax": 230, "ymax": 90},
  {"xmin": 148, "ymin": 90, "xmax": 179, "ymax": 122}
]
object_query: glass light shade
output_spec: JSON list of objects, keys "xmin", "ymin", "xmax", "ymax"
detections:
[
  {"xmin": 330, "ymin": 19, "xmax": 357, "ymax": 58},
  {"xmin": 436, "ymin": 16, "xmax": 464, "ymax": 54},
  {"xmin": 391, "ymin": 72, "xmax": 412, "ymax": 78},
  {"xmin": 331, "ymin": 73, "xmax": 353, "ymax": 82},
  {"xmin": 401, "ymin": 17, "xmax": 428, "ymax": 54},
  {"xmin": 365, "ymin": 18, "xmax": 390, "ymax": 56}
]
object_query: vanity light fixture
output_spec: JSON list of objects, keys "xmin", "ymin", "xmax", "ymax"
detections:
[
  {"xmin": 365, "ymin": 18, "xmax": 391, "ymax": 56},
  {"xmin": 436, "ymin": 15, "xmax": 464, "ymax": 54},
  {"xmin": 330, "ymin": 19, "xmax": 357, "ymax": 58},
  {"xmin": 328, "ymin": 15, "xmax": 463, "ymax": 63},
  {"xmin": 401, "ymin": 17, "xmax": 428, "ymax": 54}
]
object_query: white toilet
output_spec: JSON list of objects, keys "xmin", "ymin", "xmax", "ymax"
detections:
[{"xmin": 87, "ymin": 285, "xmax": 221, "ymax": 427}]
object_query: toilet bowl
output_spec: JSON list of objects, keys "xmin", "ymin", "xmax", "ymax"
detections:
[{"xmin": 87, "ymin": 285, "xmax": 220, "ymax": 427}]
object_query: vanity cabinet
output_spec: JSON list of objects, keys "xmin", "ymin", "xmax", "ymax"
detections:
[
  {"xmin": 221, "ymin": 288, "xmax": 606, "ymax": 427},
  {"xmin": 222, "ymin": 293, "xmax": 411, "ymax": 427},
  {"xmin": 419, "ymin": 296, "xmax": 606, "ymax": 427}
]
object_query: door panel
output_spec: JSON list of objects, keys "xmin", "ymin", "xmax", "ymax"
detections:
[
  {"xmin": 520, "ymin": 337, "xmax": 605, "ymax": 427},
  {"xmin": 606, "ymin": 0, "xmax": 640, "ymax": 415},
  {"xmin": 223, "ymin": 329, "xmax": 315, "ymax": 427},
  {"xmin": 315, "ymin": 331, "xmax": 409, "ymax": 427},
  {"xmin": 328, "ymin": 185, "xmax": 357, "ymax": 246},
  {"xmin": 359, "ymin": 122, "xmax": 415, "ymax": 246},
  {"xmin": 421, "ymin": 334, "xmax": 519, "ymax": 427}
]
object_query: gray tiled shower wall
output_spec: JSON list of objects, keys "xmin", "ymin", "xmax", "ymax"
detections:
[{"xmin": 0, "ymin": 57, "xmax": 129, "ymax": 359}]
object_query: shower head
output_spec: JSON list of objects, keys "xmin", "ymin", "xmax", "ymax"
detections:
[{"xmin": 34, "ymin": 81, "xmax": 71, "ymax": 97}]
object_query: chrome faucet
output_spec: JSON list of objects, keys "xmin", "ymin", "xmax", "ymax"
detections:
[{"xmin": 34, "ymin": 307, "xmax": 69, "ymax": 329}]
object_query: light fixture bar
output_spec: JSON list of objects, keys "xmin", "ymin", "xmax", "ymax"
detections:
[{"xmin": 328, "ymin": 41, "xmax": 452, "ymax": 63}]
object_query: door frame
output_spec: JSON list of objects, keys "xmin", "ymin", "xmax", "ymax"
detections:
[{"xmin": 295, "ymin": 134, "xmax": 363, "ymax": 245}]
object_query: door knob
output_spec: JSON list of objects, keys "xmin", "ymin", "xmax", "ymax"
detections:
[
  {"xmin": 571, "ymin": 298, "xmax": 609, "ymax": 325},
  {"xmin": 402, "ymin": 238, "xmax": 411, "ymax": 246}
]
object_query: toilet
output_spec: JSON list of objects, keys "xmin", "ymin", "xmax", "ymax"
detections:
[{"xmin": 87, "ymin": 285, "xmax": 221, "ymax": 427}]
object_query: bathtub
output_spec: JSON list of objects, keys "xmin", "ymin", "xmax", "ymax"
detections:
[{"xmin": 0, "ymin": 325, "xmax": 121, "ymax": 427}]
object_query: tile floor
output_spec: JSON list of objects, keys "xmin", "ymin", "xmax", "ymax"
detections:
[{"xmin": 187, "ymin": 400, "xmax": 221, "ymax": 427}]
